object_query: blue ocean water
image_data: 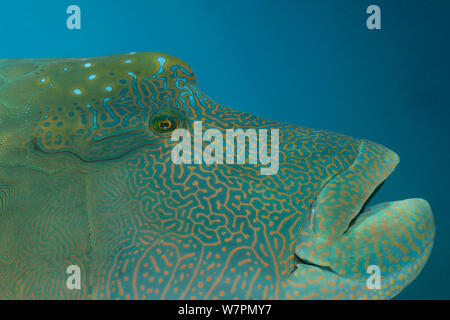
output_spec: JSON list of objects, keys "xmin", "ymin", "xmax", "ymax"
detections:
[{"xmin": 0, "ymin": 0, "xmax": 448, "ymax": 299}]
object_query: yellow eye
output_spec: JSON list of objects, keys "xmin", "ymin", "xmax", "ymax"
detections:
[{"xmin": 151, "ymin": 115, "xmax": 178, "ymax": 134}]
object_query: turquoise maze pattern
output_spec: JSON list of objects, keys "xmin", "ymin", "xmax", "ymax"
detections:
[{"xmin": 0, "ymin": 53, "xmax": 435, "ymax": 299}]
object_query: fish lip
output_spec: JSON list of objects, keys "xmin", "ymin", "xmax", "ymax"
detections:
[
  {"xmin": 341, "ymin": 139, "xmax": 400, "ymax": 227},
  {"xmin": 294, "ymin": 139, "xmax": 400, "ymax": 263},
  {"xmin": 290, "ymin": 139, "xmax": 436, "ymax": 299},
  {"xmin": 344, "ymin": 179, "xmax": 387, "ymax": 232},
  {"xmin": 326, "ymin": 138, "xmax": 400, "ymax": 222}
]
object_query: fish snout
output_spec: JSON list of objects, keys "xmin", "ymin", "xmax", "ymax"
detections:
[{"xmin": 286, "ymin": 139, "xmax": 435, "ymax": 299}]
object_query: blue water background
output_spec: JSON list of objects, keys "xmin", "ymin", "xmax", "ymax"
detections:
[{"xmin": 0, "ymin": 0, "xmax": 448, "ymax": 299}]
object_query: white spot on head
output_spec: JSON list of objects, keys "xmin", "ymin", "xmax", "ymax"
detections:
[
  {"xmin": 63, "ymin": 67, "xmax": 68, "ymax": 71},
  {"xmin": 88, "ymin": 74, "xmax": 97, "ymax": 80},
  {"xmin": 40, "ymin": 78, "xmax": 46, "ymax": 83},
  {"xmin": 84, "ymin": 63, "xmax": 92, "ymax": 68},
  {"xmin": 73, "ymin": 89, "xmax": 82, "ymax": 95},
  {"xmin": 105, "ymin": 86, "xmax": 113, "ymax": 92},
  {"xmin": 157, "ymin": 57, "xmax": 166, "ymax": 65},
  {"xmin": 124, "ymin": 60, "xmax": 132, "ymax": 64}
]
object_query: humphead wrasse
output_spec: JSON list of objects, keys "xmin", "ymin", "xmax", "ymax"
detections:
[{"xmin": 0, "ymin": 53, "xmax": 434, "ymax": 299}]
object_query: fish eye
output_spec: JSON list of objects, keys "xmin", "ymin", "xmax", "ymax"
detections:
[{"xmin": 150, "ymin": 114, "xmax": 179, "ymax": 134}]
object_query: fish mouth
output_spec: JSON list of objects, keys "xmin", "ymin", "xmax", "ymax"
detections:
[{"xmin": 293, "ymin": 139, "xmax": 435, "ymax": 296}]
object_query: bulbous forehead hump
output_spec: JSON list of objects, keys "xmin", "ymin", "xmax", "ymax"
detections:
[
  {"xmin": 0, "ymin": 52, "xmax": 197, "ymax": 109},
  {"xmin": 41, "ymin": 52, "xmax": 197, "ymax": 89},
  {"xmin": 69, "ymin": 52, "xmax": 195, "ymax": 81}
]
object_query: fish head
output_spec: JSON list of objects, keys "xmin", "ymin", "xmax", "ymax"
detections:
[
  {"xmin": 0, "ymin": 52, "xmax": 435, "ymax": 300},
  {"xmin": 0, "ymin": 53, "xmax": 195, "ymax": 169}
]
